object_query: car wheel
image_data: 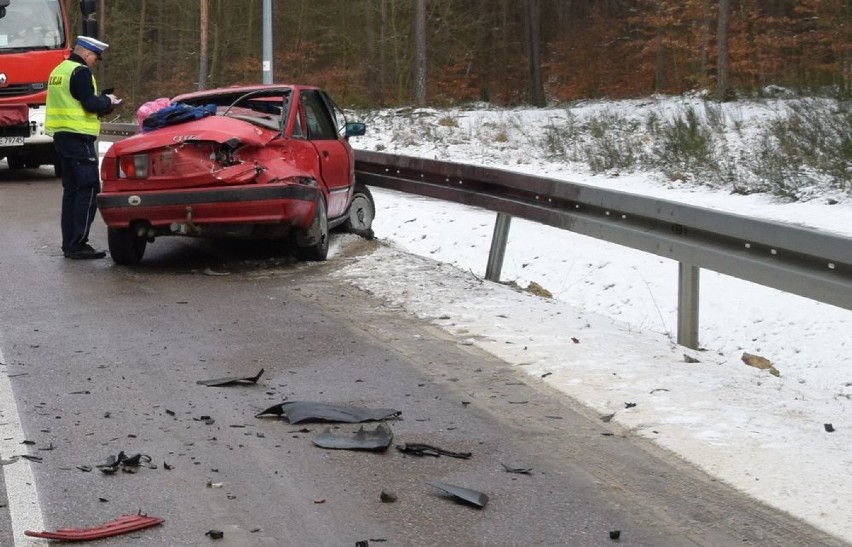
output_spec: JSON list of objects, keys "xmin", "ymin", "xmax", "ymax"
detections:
[
  {"xmin": 343, "ymin": 184, "xmax": 375, "ymax": 239},
  {"xmin": 108, "ymin": 227, "xmax": 147, "ymax": 265},
  {"xmin": 294, "ymin": 194, "xmax": 329, "ymax": 262},
  {"xmin": 7, "ymin": 155, "xmax": 24, "ymax": 170}
]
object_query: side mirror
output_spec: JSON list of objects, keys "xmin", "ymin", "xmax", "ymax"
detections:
[
  {"xmin": 80, "ymin": 0, "xmax": 97, "ymax": 17},
  {"xmin": 83, "ymin": 19, "xmax": 99, "ymax": 39},
  {"xmin": 345, "ymin": 122, "xmax": 366, "ymax": 138}
]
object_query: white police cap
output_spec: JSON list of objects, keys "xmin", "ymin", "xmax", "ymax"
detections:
[{"xmin": 76, "ymin": 35, "xmax": 109, "ymax": 57}]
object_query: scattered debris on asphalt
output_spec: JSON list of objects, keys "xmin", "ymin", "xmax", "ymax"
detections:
[
  {"xmin": 205, "ymin": 529, "xmax": 224, "ymax": 539},
  {"xmin": 609, "ymin": 529, "xmax": 621, "ymax": 541},
  {"xmin": 600, "ymin": 413, "xmax": 615, "ymax": 423},
  {"xmin": 501, "ymin": 463, "xmax": 532, "ymax": 475},
  {"xmin": 427, "ymin": 480, "xmax": 488, "ymax": 508},
  {"xmin": 396, "ymin": 443, "xmax": 472, "ymax": 459},
  {"xmin": 683, "ymin": 354, "xmax": 700, "ymax": 363},
  {"xmin": 380, "ymin": 490, "xmax": 397, "ymax": 503},
  {"xmin": 255, "ymin": 401, "xmax": 401, "ymax": 424},
  {"xmin": 24, "ymin": 513, "xmax": 164, "ymax": 541},
  {"xmin": 624, "ymin": 402, "xmax": 636, "ymax": 409},
  {"xmin": 0, "ymin": 456, "xmax": 19, "ymax": 466},
  {"xmin": 97, "ymin": 451, "xmax": 152, "ymax": 474},
  {"xmin": 197, "ymin": 368, "xmax": 265, "ymax": 387},
  {"xmin": 824, "ymin": 423, "xmax": 836, "ymax": 432},
  {"xmin": 313, "ymin": 424, "xmax": 393, "ymax": 451}
]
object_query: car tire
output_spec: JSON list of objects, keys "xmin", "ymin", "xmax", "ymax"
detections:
[
  {"xmin": 342, "ymin": 183, "xmax": 375, "ymax": 239},
  {"xmin": 294, "ymin": 194, "xmax": 329, "ymax": 262},
  {"xmin": 7, "ymin": 155, "xmax": 24, "ymax": 170},
  {"xmin": 108, "ymin": 227, "xmax": 147, "ymax": 265}
]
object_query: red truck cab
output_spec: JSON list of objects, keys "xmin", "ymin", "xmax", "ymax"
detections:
[{"xmin": 0, "ymin": 0, "xmax": 90, "ymax": 175}]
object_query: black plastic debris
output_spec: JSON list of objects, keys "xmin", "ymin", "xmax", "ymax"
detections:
[
  {"xmin": 624, "ymin": 402, "xmax": 636, "ymax": 409},
  {"xmin": 205, "ymin": 529, "xmax": 224, "ymax": 539},
  {"xmin": 256, "ymin": 401, "xmax": 401, "ymax": 424},
  {"xmin": 313, "ymin": 423, "xmax": 393, "ymax": 451},
  {"xmin": 19, "ymin": 455, "xmax": 42, "ymax": 463},
  {"xmin": 197, "ymin": 368, "xmax": 264, "ymax": 387},
  {"xmin": 97, "ymin": 451, "xmax": 151, "ymax": 474},
  {"xmin": 380, "ymin": 490, "xmax": 397, "ymax": 503},
  {"xmin": 396, "ymin": 443, "xmax": 471, "ymax": 459},
  {"xmin": 501, "ymin": 463, "xmax": 533, "ymax": 475},
  {"xmin": 609, "ymin": 530, "xmax": 621, "ymax": 540},
  {"xmin": 427, "ymin": 480, "xmax": 488, "ymax": 508},
  {"xmin": 600, "ymin": 413, "xmax": 615, "ymax": 423},
  {"xmin": 824, "ymin": 423, "xmax": 836, "ymax": 433}
]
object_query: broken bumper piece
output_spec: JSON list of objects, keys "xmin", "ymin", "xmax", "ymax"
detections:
[
  {"xmin": 25, "ymin": 513, "xmax": 164, "ymax": 541},
  {"xmin": 256, "ymin": 401, "xmax": 401, "ymax": 424}
]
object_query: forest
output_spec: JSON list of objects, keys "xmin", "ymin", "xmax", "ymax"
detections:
[{"xmin": 74, "ymin": 0, "xmax": 851, "ymax": 110}]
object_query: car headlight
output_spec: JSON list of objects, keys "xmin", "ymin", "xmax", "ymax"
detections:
[{"xmin": 119, "ymin": 154, "xmax": 150, "ymax": 179}]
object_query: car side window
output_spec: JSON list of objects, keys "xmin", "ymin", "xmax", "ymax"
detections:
[
  {"xmin": 331, "ymin": 102, "xmax": 348, "ymax": 138},
  {"xmin": 292, "ymin": 108, "xmax": 305, "ymax": 138},
  {"xmin": 301, "ymin": 92, "xmax": 337, "ymax": 140}
]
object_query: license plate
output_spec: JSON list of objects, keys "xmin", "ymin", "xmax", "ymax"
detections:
[{"xmin": 0, "ymin": 136, "xmax": 25, "ymax": 146}]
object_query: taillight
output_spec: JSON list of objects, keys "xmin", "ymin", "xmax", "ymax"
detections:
[{"xmin": 119, "ymin": 154, "xmax": 150, "ymax": 179}]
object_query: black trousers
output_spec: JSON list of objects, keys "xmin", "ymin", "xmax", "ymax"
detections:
[{"xmin": 53, "ymin": 133, "xmax": 100, "ymax": 252}]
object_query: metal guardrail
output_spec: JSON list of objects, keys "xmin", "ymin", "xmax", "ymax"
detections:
[{"xmin": 99, "ymin": 123, "xmax": 852, "ymax": 349}]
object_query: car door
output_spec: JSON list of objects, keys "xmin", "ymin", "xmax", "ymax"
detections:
[{"xmin": 300, "ymin": 90, "xmax": 352, "ymax": 218}]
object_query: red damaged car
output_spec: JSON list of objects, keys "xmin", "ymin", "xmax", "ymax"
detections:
[{"xmin": 97, "ymin": 85, "xmax": 375, "ymax": 264}]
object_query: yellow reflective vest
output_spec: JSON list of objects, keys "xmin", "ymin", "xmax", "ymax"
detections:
[{"xmin": 45, "ymin": 60, "xmax": 100, "ymax": 137}]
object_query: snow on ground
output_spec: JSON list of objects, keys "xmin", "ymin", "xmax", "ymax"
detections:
[{"xmin": 329, "ymin": 98, "xmax": 852, "ymax": 541}]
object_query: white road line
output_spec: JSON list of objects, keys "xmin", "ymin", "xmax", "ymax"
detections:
[{"xmin": 0, "ymin": 346, "xmax": 45, "ymax": 545}]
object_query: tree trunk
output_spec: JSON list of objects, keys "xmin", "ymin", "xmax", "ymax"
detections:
[
  {"xmin": 414, "ymin": 0, "xmax": 427, "ymax": 106},
  {"xmin": 199, "ymin": 0, "xmax": 209, "ymax": 90},
  {"xmin": 717, "ymin": 0, "xmax": 730, "ymax": 100},
  {"xmin": 524, "ymin": 0, "xmax": 545, "ymax": 106}
]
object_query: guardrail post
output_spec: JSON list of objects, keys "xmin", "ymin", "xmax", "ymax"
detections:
[
  {"xmin": 677, "ymin": 263, "xmax": 700, "ymax": 349},
  {"xmin": 485, "ymin": 213, "xmax": 512, "ymax": 282}
]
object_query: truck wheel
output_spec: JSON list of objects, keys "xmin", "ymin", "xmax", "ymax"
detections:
[
  {"xmin": 343, "ymin": 184, "xmax": 375, "ymax": 239},
  {"xmin": 7, "ymin": 155, "xmax": 24, "ymax": 170},
  {"xmin": 108, "ymin": 227, "xmax": 147, "ymax": 265},
  {"xmin": 294, "ymin": 194, "xmax": 329, "ymax": 262}
]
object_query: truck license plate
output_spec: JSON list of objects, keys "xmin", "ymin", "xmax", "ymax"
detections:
[{"xmin": 0, "ymin": 137, "xmax": 25, "ymax": 146}]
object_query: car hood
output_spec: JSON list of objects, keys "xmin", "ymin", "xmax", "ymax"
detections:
[{"xmin": 109, "ymin": 116, "xmax": 277, "ymax": 156}]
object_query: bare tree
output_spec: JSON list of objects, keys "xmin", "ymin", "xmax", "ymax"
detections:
[
  {"xmin": 414, "ymin": 0, "xmax": 427, "ymax": 106},
  {"xmin": 199, "ymin": 0, "xmax": 209, "ymax": 89},
  {"xmin": 717, "ymin": 0, "xmax": 730, "ymax": 100},
  {"xmin": 523, "ymin": 0, "xmax": 545, "ymax": 106}
]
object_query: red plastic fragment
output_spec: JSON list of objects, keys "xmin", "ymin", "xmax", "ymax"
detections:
[{"xmin": 24, "ymin": 513, "xmax": 164, "ymax": 541}]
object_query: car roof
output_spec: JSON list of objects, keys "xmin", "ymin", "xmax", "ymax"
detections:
[{"xmin": 173, "ymin": 84, "xmax": 319, "ymax": 103}]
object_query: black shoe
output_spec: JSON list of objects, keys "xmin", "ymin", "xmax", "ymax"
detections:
[{"xmin": 64, "ymin": 244, "xmax": 106, "ymax": 260}]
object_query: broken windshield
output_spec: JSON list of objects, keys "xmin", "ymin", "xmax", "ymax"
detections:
[{"xmin": 0, "ymin": 0, "xmax": 65, "ymax": 50}]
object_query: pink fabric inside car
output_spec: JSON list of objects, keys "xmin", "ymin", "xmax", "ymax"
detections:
[{"xmin": 136, "ymin": 98, "xmax": 171, "ymax": 130}]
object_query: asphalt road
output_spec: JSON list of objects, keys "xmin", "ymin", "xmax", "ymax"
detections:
[{"xmin": 0, "ymin": 169, "xmax": 844, "ymax": 546}]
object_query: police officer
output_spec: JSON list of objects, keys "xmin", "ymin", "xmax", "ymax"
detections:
[{"xmin": 45, "ymin": 36, "xmax": 121, "ymax": 259}]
